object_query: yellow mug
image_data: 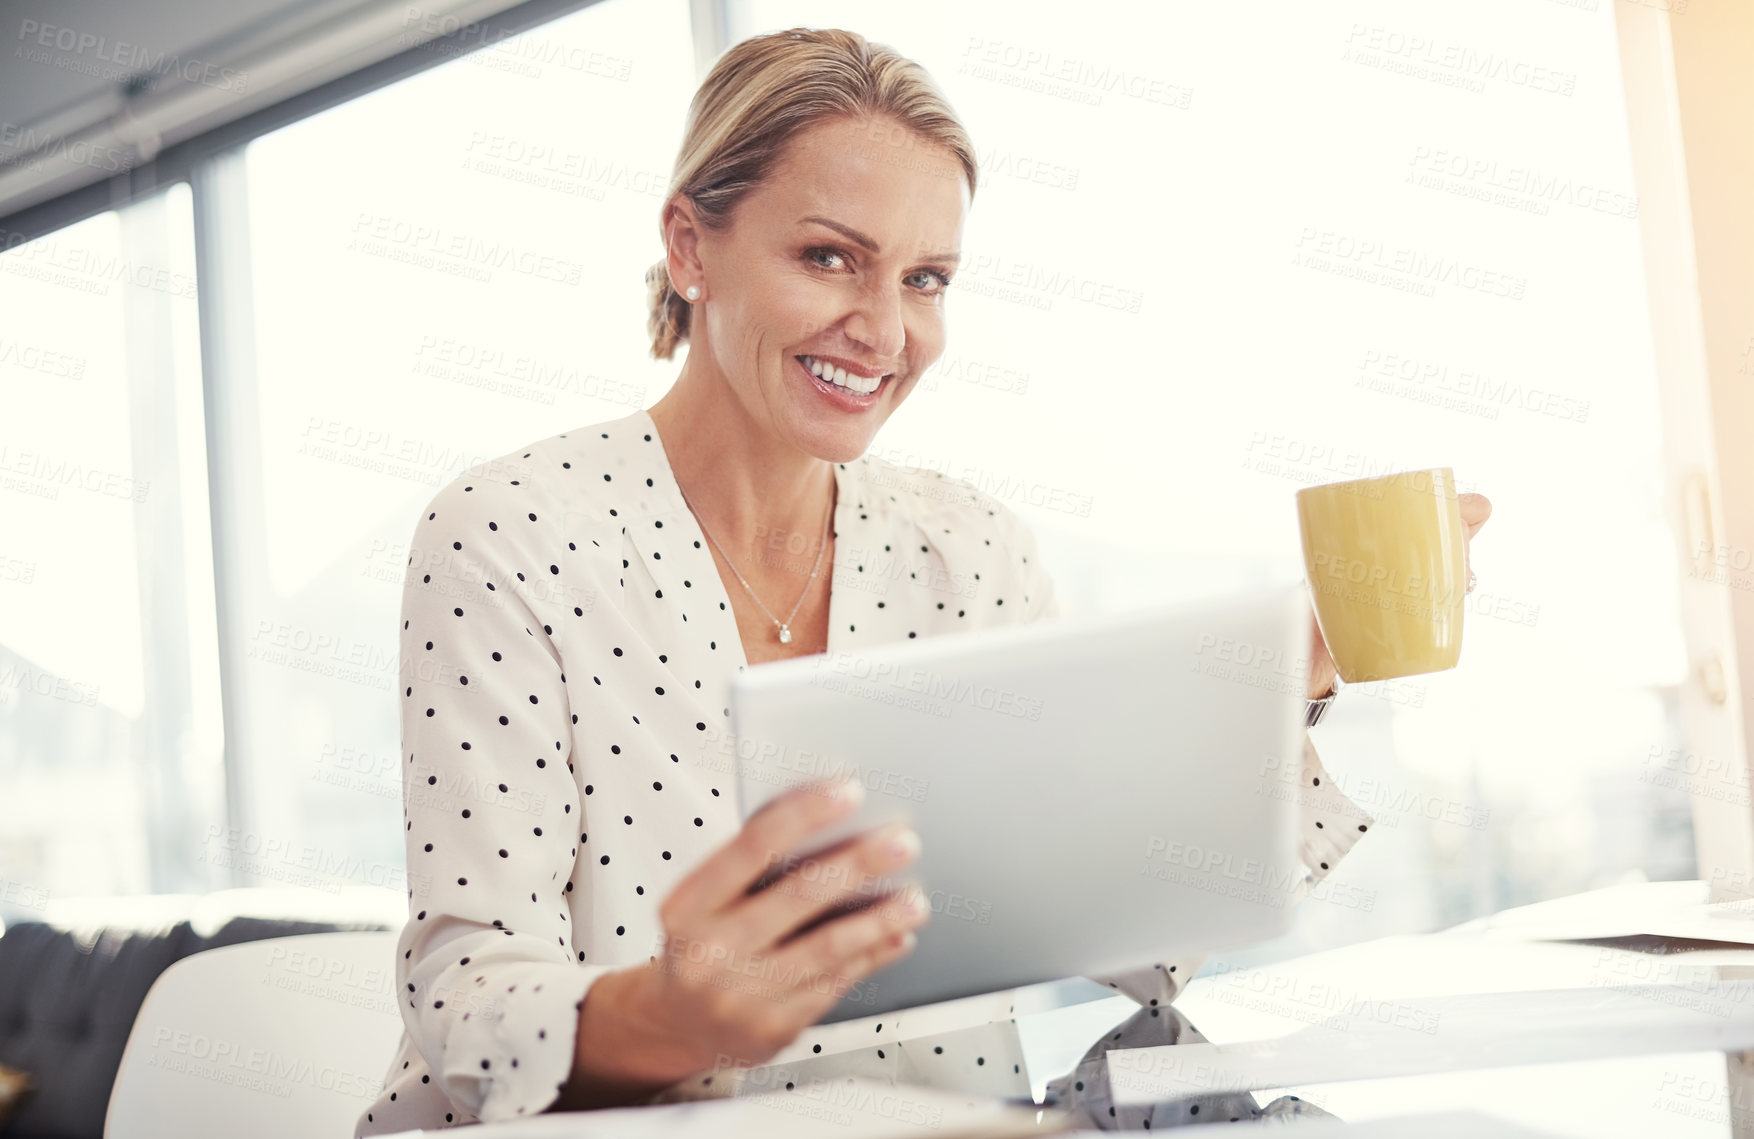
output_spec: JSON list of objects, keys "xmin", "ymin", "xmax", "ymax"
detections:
[{"xmin": 1296, "ymin": 468, "xmax": 1467, "ymax": 684}]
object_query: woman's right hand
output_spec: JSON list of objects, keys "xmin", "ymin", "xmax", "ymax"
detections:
[{"xmin": 556, "ymin": 776, "xmax": 929, "ymax": 1109}]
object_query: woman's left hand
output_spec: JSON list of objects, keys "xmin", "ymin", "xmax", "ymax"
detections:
[{"xmin": 1306, "ymin": 491, "xmax": 1494, "ymax": 699}]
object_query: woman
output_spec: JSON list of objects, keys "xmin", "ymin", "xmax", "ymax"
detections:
[{"xmin": 357, "ymin": 27, "xmax": 1490, "ymax": 1134}]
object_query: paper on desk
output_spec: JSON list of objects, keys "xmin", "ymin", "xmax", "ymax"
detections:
[
  {"xmin": 1475, "ymin": 879, "xmax": 1754, "ymax": 946},
  {"xmin": 1106, "ymin": 984, "xmax": 1754, "ymax": 1106},
  {"xmin": 1067, "ymin": 1109, "xmax": 1569, "ymax": 1137},
  {"xmin": 1063, "ymin": 1109, "xmax": 1568, "ymax": 1138},
  {"xmin": 373, "ymin": 1076, "xmax": 1065, "ymax": 1138}
]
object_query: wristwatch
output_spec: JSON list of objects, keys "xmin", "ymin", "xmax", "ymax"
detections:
[{"xmin": 1305, "ymin": 676, "xmax": 1340, "ymax": 728}]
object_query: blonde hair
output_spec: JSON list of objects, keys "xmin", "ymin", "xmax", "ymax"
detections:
[{"xmin": 645, "ymin": 27, "xmax": 979, "ymax": 361}]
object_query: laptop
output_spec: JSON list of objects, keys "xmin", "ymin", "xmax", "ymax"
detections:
[{"xmin": 729, "ymin": 584, "xmax": 1310, "ymax": 1023}]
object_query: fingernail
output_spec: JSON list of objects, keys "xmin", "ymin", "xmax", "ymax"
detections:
[
  {"xmin": 834, "ymin": 777, "xmax": 865, "ymax": 806},
  {"xmin": 886, "ymin": 828, "xmax": 921, "ymax": 861}
]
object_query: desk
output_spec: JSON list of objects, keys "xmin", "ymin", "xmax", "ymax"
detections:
[
  {"xmin": 380, "ymin": 881, "xmax": 1754, "ymax": 1135},
  {"xmin": 1041, "ymin": 880, "xmax": 1754, "ymax": 1134}
]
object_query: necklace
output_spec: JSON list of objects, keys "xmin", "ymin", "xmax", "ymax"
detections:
[{"xmin": 676, "ymin": 475, "xmax": 834, "ymax": 645}]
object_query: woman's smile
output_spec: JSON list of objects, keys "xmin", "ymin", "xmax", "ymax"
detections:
[{"xmin": 794, "ymin": 352, "xmax": 895, "ymax": 410}]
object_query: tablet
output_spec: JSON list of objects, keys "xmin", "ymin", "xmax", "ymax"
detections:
[{"xmin": 730, "ymin": 584, "xmax": 1309, "ymax": 1023}]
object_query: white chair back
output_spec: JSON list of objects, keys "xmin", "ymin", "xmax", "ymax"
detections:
[{"xmin": 104, "ymin": 931, "xmax": 403, "ymax": 1139}]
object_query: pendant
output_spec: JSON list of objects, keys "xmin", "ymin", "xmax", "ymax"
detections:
[{"xmin": 777, "ymin": 625, "xmax": 792, "ymax": 644}]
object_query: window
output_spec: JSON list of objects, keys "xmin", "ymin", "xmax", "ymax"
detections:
[
  {"xmin": 216, "ymin": 0, "xmax": 696, "ymax": 893},
  {"xmin": 0, "ymin": 182, "xmax": 221, "ymax": 907}
]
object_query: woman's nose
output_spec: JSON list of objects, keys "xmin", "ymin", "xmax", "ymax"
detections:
[{"xmin": 843, "ymin": 286, "xmax": 906, "ymax": 361}]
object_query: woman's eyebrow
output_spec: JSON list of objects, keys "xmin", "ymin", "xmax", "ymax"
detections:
[{"xmin": 799, "ymin": 215, "xmax": 960, "ymax": 264}]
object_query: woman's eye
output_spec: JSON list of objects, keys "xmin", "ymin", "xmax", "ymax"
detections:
[{"xmin": 807, "ymin": 248, "xmax": 949, "ymax": 294}]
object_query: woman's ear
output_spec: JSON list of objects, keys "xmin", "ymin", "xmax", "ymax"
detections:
[{"xmin": 663, "ymin": 197, "xmax": 706, "ymax": 295}]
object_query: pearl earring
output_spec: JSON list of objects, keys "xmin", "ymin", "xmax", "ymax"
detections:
[{"xmin": 685, "ymin": 285, "xmax": 700, "ymax": 301}]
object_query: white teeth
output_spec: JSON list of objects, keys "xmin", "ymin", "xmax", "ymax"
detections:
[{"xmin": 803, "ymin": 356, "xmax": 883, "ymax": 395}]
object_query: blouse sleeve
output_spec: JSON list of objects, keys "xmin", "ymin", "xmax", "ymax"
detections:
[
  {"xmin": 999, "ymin": 507, "xmax": 1060, "ymax": 623},
  {"xmin": 395, "ymin": 476, "xmax": 607, "ymax": 1123},
  {"xmin": 1085, "ymin": 723, "xmax": 1377, "ymax": 1006}
]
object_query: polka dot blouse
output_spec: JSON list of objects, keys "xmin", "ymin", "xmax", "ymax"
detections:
[{"xmin": 355, "ymin": 408, "xmax": 1374, "ymax": 1133}]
